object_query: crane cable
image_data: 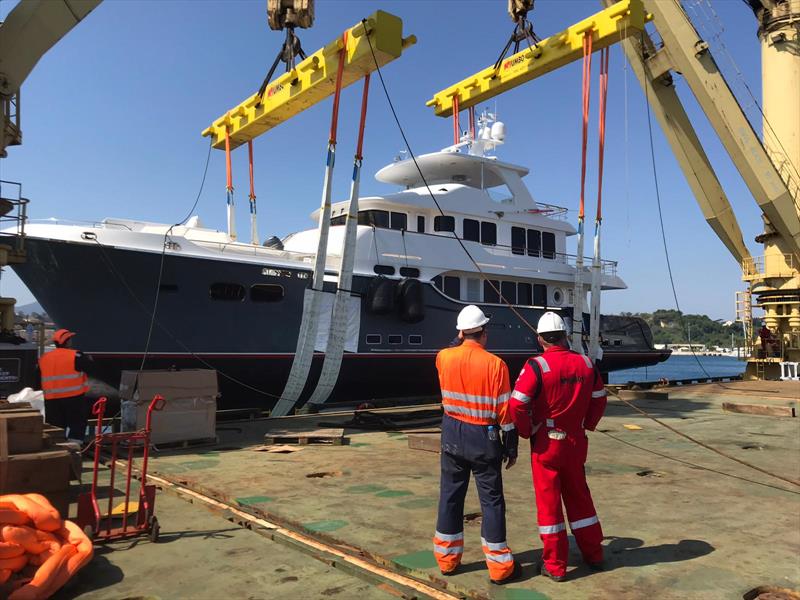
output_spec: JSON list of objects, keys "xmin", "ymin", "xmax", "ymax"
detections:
[
  {"xmin": 248, "ymin": 140, "xmax": 258, "ymax": 245},
  {"xmin": 363, "ymin": 23, "xmax": 799, "ymax": 490}
]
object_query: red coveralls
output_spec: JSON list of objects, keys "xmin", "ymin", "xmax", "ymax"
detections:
[{"xmin": 509, "ymin": 345, "xmax": 607, "ymax": 577}]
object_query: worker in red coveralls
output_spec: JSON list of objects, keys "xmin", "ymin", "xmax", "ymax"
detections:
[
  {"xmin": 433, "ymin": 305, "xmax": 520, "ymax": 585},
  {"xmin": 509, "ymin": 312, "xmax": 608, "ymax": 582}
]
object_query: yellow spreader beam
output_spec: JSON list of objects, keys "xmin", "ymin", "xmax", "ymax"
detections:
[
  {"xmin": 426, "ymin": 0, "xmax": 648, "ymax": 118},
  {"xmin": 202, "ymin": 10, "xmax": 415, "ymax": 150}
]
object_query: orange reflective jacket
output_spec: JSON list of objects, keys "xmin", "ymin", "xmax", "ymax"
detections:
[
  {"xmin": 435, "ymin": 340, "xmax": 514, "ymax": 431},
  {"xmin": 39, "ymin": 348, "xmax": 89, "ymax": 400}
]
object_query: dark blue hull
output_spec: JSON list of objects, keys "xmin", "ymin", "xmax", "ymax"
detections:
[{"xmin": 14, "ymin": 237, "xmax": 669, "ymax": 407}]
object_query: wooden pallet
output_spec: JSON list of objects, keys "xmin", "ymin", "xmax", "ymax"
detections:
[
  {"xmin": 407, "ymin": 433, "xmax": 441, "ymax": 453},
  {"xmin": 152, "ymin": 436, "xmax": 219, "ymax": 450},
  {"xmin": 263, "ymin": 428, "xmax": 345, "ymax": 446}
]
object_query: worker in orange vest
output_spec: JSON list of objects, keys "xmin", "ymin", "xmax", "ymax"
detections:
[
  {"xmin": 432, "ymin": 305, "xmax": 520, "ymax": 585},
  {"xmin": 37, "ymin": 329, "xmax": 92, "ymax": 443}
]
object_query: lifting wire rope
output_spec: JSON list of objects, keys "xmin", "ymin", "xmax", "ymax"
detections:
[
  {"xmin": 225, "ymin": 126, "xmax": 237, "ymax": 241},
  {"xmin": 364, "ymin": 22, "xmax": 799, "ymax": 490}
]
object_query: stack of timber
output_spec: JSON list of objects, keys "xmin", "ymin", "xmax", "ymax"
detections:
[{"xmin": 0, "ymin": 401, "xmax": 73, "ymax": 517}]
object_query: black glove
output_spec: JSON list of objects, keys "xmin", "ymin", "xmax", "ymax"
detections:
[{"xmin": 501, "ymin": 428, "xmax": 519, "ymax": 460}]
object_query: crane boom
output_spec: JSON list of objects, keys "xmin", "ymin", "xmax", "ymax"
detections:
[{"xmin": 0, "ymin": 0, "xmax": 101, "ymax": 156}]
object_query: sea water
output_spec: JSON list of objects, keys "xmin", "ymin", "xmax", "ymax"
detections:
[{"xmin": 608, "ymin": 354, "xmax": 746, "ymax": 384}]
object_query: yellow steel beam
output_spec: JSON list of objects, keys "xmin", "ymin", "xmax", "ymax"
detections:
[
  {"xmin": 202, "ymin": 10, "xmax": 415, "ymax": 150},
  {"xmin": 426, "ymin": 0, "xmax": 648, "ymax": 117}
]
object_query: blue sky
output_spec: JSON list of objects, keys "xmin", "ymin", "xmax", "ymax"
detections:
[{"xmin": 1, "ymin": 0, "xmax": 767, "ymax": 319}]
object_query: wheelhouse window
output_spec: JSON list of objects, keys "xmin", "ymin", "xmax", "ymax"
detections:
[
  {"xmin": 330, "ymin": 215, "xmax": 346, "ymax": 226},
  {"xmin": 434, "ymin": 215, "xmax": 455, "ymax": 232},
  {"xmin": 542, "ymin": 232, "xmax": 556, "ymax": 259},
  {"xmin": 390, "ymin": 212, "xmax": 407, "ymax": 231},
  {"xmin": 527, "ymin": 229, "xmax": 541, "ymax": 257},
  {"xmin": 250, "ymin": 284, "xmax": 284, "ymax": 302},
  {"xmin": 534, "ymin": 284, "xmax": 547, "ymax": 306},
  {"xmin": 358, "ymin": 210, "xmax": 389, "ymax": 228},
  {"xmin": 443, "ymin": 276, "xmax": 461, "ymax": 300},
  {"xmin": 417, "ymin": 215, "xmax": 425, "ymax": 233},
  {"xmin": 483, "ymin": 280, "xmax": 500, "ymax": 304},
  {"xmin": 511, "ymin": 227, "xmax": 526, "ymax": 256},
  {"xmin": 481, "ymin": 222, "xmax": 497, "ymax": 246},
  {"xmin": 518, "ymin": 282, "xmax": 532, "ymax": 305},
  {"xmin": 209, "ymin": 282, "xmax": 245, "ymax": 301},
  {"xmin": 463, "ymin": 219, "xmax": 480, "ymax": 242},
  {"xmin": 501, "ymin": 281, "xmax": 516, "ymax": 305}
]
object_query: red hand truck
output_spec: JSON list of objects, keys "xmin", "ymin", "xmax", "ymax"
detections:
[{"xmin": 77, "ymin": 394, "xmax": 165, "ymax": 542}]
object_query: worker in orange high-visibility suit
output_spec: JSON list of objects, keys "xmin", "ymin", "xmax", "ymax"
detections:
[
  {"xmin": 433, "ymin": 305, "xmax": 520, "ymax": 585},
  {"xmin": 510, "ymin": 312, "xmax": 607, "ymax": 582},
  {"xmin": 37, "ymin": 329, "xmax": 92, "ymax": 443}
]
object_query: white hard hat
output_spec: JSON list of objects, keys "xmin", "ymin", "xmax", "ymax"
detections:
[
  {"xmin": 537, "ymin": 311, "xmax": 566, "ymax": 334},
  {"xmin": 456, "ymin": 305, "xmax": 490, "ymax": 333}
]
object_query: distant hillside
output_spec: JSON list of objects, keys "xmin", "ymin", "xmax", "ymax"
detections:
[
  {"xmin": 620, "ymin": 309, "xmax": 742, "ymax": 348},
  {"xmin": 15, "ymin": 302, "xmax": 48, "ymax": 319}
]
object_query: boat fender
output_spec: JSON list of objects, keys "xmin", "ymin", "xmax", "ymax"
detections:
[
  {"xmin": 365, "ymin": 277, "xmax": 397, "ymax": 315},
  {"xmin": 397, "ymin": 278, "xmax": 425, "ymax": 323}
]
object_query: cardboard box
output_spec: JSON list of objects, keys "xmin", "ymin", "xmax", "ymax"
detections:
[{"xmin": 120, "ymin": 370, "xmax": 218, "ymax": 445}]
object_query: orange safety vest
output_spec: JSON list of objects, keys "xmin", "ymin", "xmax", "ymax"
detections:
[
  {"xmin": 435, "ymin": 340, "xmax": 514, "ymax": 431},
  {"xmin": 39, "ymin": 348, "xmax": 89, "ymax": 400}
]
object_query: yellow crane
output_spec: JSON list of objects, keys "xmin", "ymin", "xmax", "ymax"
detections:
[{"xmin": 427, "ymin": 0, "xmax": 799, "ymax": 380}]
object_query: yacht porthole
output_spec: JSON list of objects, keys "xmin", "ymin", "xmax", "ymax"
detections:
[{"xmin": 553, "ymin": 288, "xmax": 564, "ymax": 306}]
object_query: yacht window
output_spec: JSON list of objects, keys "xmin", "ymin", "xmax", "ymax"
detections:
[
  {"xmin": 434, "ymin": 215, "xmax": 455, "ymax": 232},
  {"xmin": 250, "ymin": 284, "xmax": 284, "ymax": 303},
  {"xmin": 366, "ymin": 334, "xmax": 381, "ymax": 345},
  {"xmin": 400, "ymin": 267, "xmax": 420, "ymax": 278},
  {"xmin": 466, "ymin": 278, "xmax": 481, "ymax": 302},
  {"xmin": 390, "ymin": 212, "xmax": 407, "ymax": 231},
  {"xmin": 486, "ymin": 183, "xmax": 514, "ymax": 203},
  {"xmin": 417, "ymin": 215, "xmax": 425, "ymax": 233},
  {"xmin": 358, "ymin": 210, "xmax": 389, "ymax": 228},
  {"xmin": 483, "ymin": 280, "xmax": 500, "ymax": 304},
  {"xmin": 409, "ymin": 334, "xmax": 423, "ymax": 345},
  {"xmin": 330, "ymin": 215, "xmax": 346, "ymax": 226},
  {"xmin": 444, "ymin": 276, "xmax": 461, "ymax": 300},
  {"xmin": 501, "ymin": 281, "xmax": 517, "ymax": 305},
  {"xmin": 432, "ymin": 275, "xmax": 443, "ymax": 290},
  {"xmin": 518, "ymin": 282, "xmax": 532, "ymax": 305},
  {"xmin": 511, "ymin": 227, "xmax": 526, "ymax": 256},
  {"xmin": 209, "ymin": 282, "xmax": 245, "ymax": 301},
  {"xmin": 534, "ymin": 284, "xmax": 547, "ymax": 306},
  {"xmin": 463, "ymin": 219, "xmax": 480, "ymax": 242},
  {"xmin": 481, "ymin": 222, "xmax": 497, "ymax": 246},
  {"xmin": 527, "ymin": 229, "xmax": 541, "ymax": 257},
  {"xmin": 374, "ymin": 265, "xmax": 395, "ymax": 275},
  {"xmin": 388, "ymin": 334, "xmax": 402, "ymax": 345},
  {"xmin": 542, "ymin": 231, "xmax": 556, "ymax": 259}
]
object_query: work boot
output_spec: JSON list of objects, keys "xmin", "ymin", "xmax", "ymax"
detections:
[
  {"xmin": 539, "ymin": 562, "xmax": 566, "ymax": 582},
  {"xmin": 490, "ymin": 561, "xmax": 521, "ymax": 585},
  {"xmin": 440, "ymin": 565, "xmax": 460, "ymax": 577}
]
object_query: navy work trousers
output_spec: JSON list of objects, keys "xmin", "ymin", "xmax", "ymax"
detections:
[{"xmin": 436, "ymin": 414, "xmax": 508, "ymax": 550}]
